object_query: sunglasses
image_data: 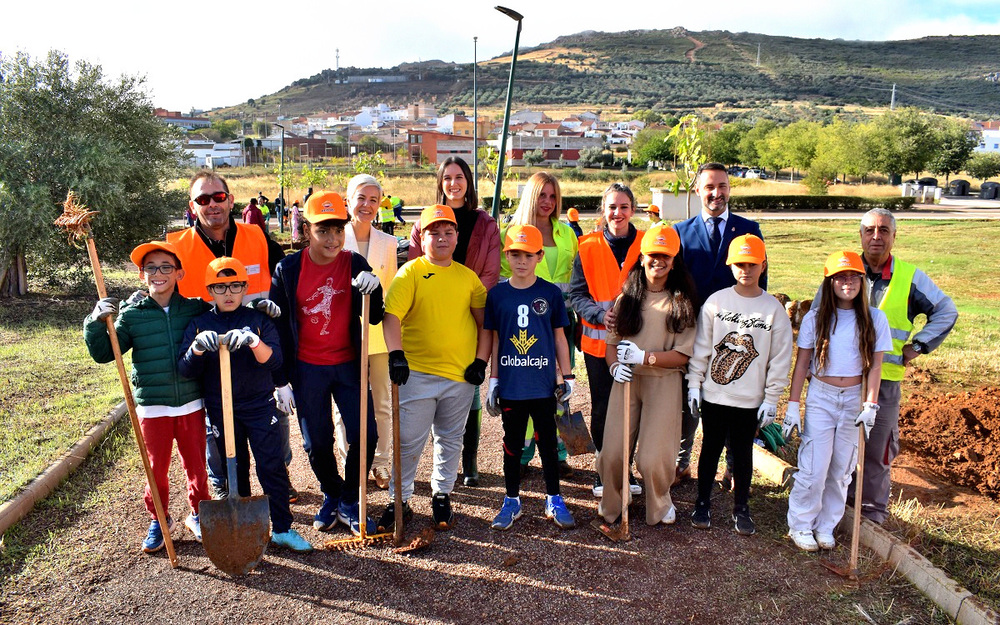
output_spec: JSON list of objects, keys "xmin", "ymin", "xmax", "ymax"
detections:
[
  {"xmin": 207, "ymin": 282, "xmax": 247, "ymax": 295},
  {"xmin": 143, "ymin": 264, "xmax": 177, "ymax": 275},
  {"xmin": 192, "ymin": 191, "xmax": 230, "ymax": 206}
]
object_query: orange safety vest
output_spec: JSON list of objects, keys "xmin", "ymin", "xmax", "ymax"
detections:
[
  {"xmin": 577, "ymin": 229, "xmax": 644, "ymax": 358},
  {"xmin": 166, "ymin": 223, "xmax": 271, "ymax": 302}
]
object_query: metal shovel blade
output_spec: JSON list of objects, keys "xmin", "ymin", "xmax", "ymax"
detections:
[
  {"xmin": 200, "ymin": 494, "xmax": 271, "ymax": 576},
  {"xmin": 556, "ymin": 401, "xmax": 596, "ymax": 456}
]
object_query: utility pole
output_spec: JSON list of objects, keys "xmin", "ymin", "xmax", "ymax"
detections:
[
  {"xmin": 756, "ymin": 43, "xmax": 761, "ymax": 67},
  {"xmin": 890, "ymin": 83, "xmax": 897, "ymax": 110},
  {"xmin": 473, "ymin": 36, "xmax": 479, "ymax": 195}
]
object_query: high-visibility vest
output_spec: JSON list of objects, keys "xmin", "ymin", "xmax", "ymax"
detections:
[
  {"xmin": 577, "ymin": 229, "xmax": 644, "ymax": 358},
  {"xmin": 874, "ymin": 258, "xmax": 917, "ymax": 382},
  {"xmin": 499, "ymin": 220, "xmax": 579, "ymax": 292},
  {"xmin": 167, "ymin": 223, "xmax": 271, "ymax": 302},
  {"xmin": 379, "ymin": 198, "xmax": 395, "ymax": 223}
]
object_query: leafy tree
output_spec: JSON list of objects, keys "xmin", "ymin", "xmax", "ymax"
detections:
[
  {"xmin": 0, "ymin": 51, "xmax": 182, "ymax": 296},
  {"xmin": 631, "ymin": 128, "xmax": 674, "ymax": 167},
  {"xmin": 709, "ymin": 121, "xmax": 750, "ymax": 165},
  {"xmin": 359, "ymin": 134, "xmax": 388, "ymax": 154},
  {"xmin": 353, "ymin": 151, "xmax": 387, "ymax": 180},
  {"xmin": 523, "ymin": 148, "xmax": 545, "ymax": 168},
  {"xmin": 772, "ymin": 120, "xmax": 821, "ymax": 180},
  {"xmin": 862, "ymin": 108, "xmax": 936, "ymax": 179},
  {"xmin": 666, "ymin": 114, "xmax": 709, "ymax": 217},
  {"xmin": 253, "ymin": 120, "xmax": 271, "ymax": 137},
  {"xmin": 928, "ymin": 119, "xmax": 980, "ymax": 184},
  {"xmin": 211, "ymin": 119, "xmax": 241, "ymax": 141},
  {"xmin": 632, "ymin": 109, "xmax": 662, "ymax": 125},
  {"xmin": 964, "ymin": 151, "xmax": 1000, "ymax": 180},
  {"xmin": 577, "ymin": 145, "xmax": 608, "ymax": 167},
  {"xmin": 737, "ymin": 119, "xmax": 777, "ymax": 167}
]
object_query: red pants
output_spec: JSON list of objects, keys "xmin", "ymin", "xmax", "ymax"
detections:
[{"xmin": 139, "ymin": 409, "xmax": 210, "ymax": 519}]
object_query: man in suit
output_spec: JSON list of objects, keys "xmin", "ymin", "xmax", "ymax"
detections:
[{"xmin": 672, "ymin": 162, "xmax": 766, "ymax": 484}]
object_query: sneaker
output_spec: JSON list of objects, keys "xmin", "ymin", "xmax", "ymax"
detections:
[
  {"xmin": 691, "ymin": 503, "xmax": 711, "ymax": 530},
  {"xmin": 313, "ymin": 495, "xmax": 339, "ymax": 531},
  {"xmin": 373, "ymin": 467, "xmax": 391, "ymax": 490},
  {"xmin": 377, "ymin": 501, "xmax": 414, "ymax": 533},
  {"xmin": 210, "ymin": 483, "xmax": 229, "ymax": 500},
  {"xmin": 288, "ymin": 484, "xmax": 299, "ymax": 504},
  {"xmin": 432, "ymin": 492, "xmax": 455, "ymax": 530},
  {"xmin": 558, "ymin": 460, "xmax": 574, "ymax": 478},
  {"xmin": 789, "ymin": 530, "xmax": 819, "ymax": 551},
  {"xmin": 184, "ymin": 513, "xmax": 202, "ymax": 543},
  {"xmin": 337, "ymin": 500, "xmax": 375, "ymax": 536},
  {"xmin": 815, "ymin": 532, "xmax": 837, "ymax": 550},
  {"xmin": 545, "ymin": 494, "xmax": 576, "ymax": 529},
  {"xmin": 491, "ymin": 497, "xmax": 523, "ymax": 530},
  {"xmin": 271, "ymin": 528, "xmax": 314, "ymax": 553},
  {"xmin": 592, "ymin": 474, "xmax": 604, "ymax": 498},
  {"xmin": 628, "ymin": 473, "xmax": 642, "ymax": 496},
  {"xmin": 661, "ymin": 505, "xmax": 677, "ymax": 525},
  {"xmin": 733, "ymin": 507, "xmax": 756, "ymax": 536},
  {"xmin": 142, "ymin": 516, "xmax": 175, "ymax": 553}
]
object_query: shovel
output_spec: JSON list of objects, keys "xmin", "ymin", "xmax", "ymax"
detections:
[
  {"xmin": 201, "ymin": 344, "xmax": 271, "ymax": 576},
  {"xmin": 554, "ymin": 372, "xmax": 596, "ymax": 456}
]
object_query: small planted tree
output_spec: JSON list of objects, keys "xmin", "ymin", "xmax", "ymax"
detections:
[{"xmin": 666, "ymin": 114, "xmax": 708, "ymax": 218}]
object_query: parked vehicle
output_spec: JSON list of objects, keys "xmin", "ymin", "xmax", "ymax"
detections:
[{"xmin": 745, "ymin": 168, "xmax": 768, "ymax": 179}]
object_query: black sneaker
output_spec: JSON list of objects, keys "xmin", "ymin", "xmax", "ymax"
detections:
[
  {"xmin": 691, "ymin": 502, "xmax": 711, "ymax": 529},
  {"xmin": 377, "ymin": 501, "xmax": 414, "ymax": 533},
  {"xmin": 432, "ymin": 492, "xmax": 455, "ymax": 530},
  {"xmin": 733, "ymin": 507, "xmax": 756, "ymax": 536},
  {"xmin": 628, "ymin": 473, "xmax": 642, "ymax": 496},
  {"xmin": 592, "ymin": 474, "xmax": 603, "ymax": 498}
]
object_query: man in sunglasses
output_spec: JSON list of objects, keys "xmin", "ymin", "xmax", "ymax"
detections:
[{"xmin": 167, "ymin": 171, "xmax": 274, "ymax": 303}]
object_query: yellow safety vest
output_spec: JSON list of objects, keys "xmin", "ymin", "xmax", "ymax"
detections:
[
  {"xmin": 379, "ymin": 198, "xmax": 395, "ymax": 223},
  {"xmin": 499, "ymin": 220, "xmax": 579, "ymax": 292},
  {"xmin": 875, "ymin": 258, "xmax": 916, "ymax": 382}
]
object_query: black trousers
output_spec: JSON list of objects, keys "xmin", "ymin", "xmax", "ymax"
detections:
[
  {"xmin": 584, "ymin": 352, "xmax": 614, "ymax": 453},
  {"xmin": 696, "ymin": 400, "xmax": 758, "ymax": 511},
  {"xmin": 501, "ymin": 397, "xmax": 560, "ymax": 497}
]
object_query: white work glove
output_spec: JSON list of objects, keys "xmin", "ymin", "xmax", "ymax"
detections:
[
  {"xmin": 486, "ymin": 378, "xmax": 501, "ymax": 417},
  {"xmin": 223, "ymin": 328, "xmax": 260, "ymax": 352},
  {"xmin": 856, "ymin": 402, "xmax": 879, "ymax": 439},
  {"xmin": 352, "ymin": 271, "xmax": 380, "ymax": 295},
  {"xmin": 252, "ymin": 298, "xmax": 281, "ymax": 319},
  {"xmin": 556, "ymin": 376, "xmax": 575, "ymax": 403},
  {"xmin": 92, "ymin": 297, "xmax": 119, "ymax": 321},
  {"xmin": 192, "ymin": 330, "xmax": 219, "ymax": 355},
  {"xmin": 688, "ymin": 387, "xmax": 701, "ymax": 418},
  {"xmin": 274, "ymin": 383, "xmax": 296, "ymax": 414},
  {"xmin": 610, "ymin": 362, "xmax": 633, "ymax": 383},
  {"xmin": 782, "ymin": 401, "xmax": 801, "ymax": 440},
  {"xmin": 616, "ymin": 340, "xmax": 646, "ymax": 366},
  {"xmin": 125, "ymin": 290, "xmax": 148, "ymax": 307},
  {"xmin": 757, "ymin": 402, "xmax": 778, "ymax": 429}
]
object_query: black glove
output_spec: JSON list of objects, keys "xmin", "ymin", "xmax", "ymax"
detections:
[
  {"xmin": 388, "ymin": 350, "xmax": 409, "ymax": 386},
  {"xmin": 464, "ymin": 358, "xmax": 488, "ymax": 386}
]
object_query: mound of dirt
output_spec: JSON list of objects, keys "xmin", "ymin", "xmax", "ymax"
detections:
[{"xmin": 899, "ymin": 387, "xmax": 1000, "ymax": 499}]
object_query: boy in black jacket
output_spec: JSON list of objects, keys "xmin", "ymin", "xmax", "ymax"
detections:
[{"xmin": 179, "ymin": 256, "xmax": 312, "ymax": 552}]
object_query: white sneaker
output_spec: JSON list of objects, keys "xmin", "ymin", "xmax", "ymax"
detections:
[
  {"xmin": 789, "ymin": 530, "xmax": 819, "ymax": 552},
  {"xmin": 815, "ymin": 532, "xmax": 836, "ymax": 549},
  {"xmin": 661, "ymin": 505, "xmax": 677, "ymax": 525}
]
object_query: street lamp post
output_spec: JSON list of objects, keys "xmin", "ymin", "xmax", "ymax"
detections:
[
  {"xmin": 490, "ymin": 5, "xmax": 523, "ymax": 221},
  {"xmin": 275, "ymin": 123, "xmax": 286, "ymax": 233},
  {"xmin": 473, "ymin": 36, "xmax": 479, "ymax": 196}
]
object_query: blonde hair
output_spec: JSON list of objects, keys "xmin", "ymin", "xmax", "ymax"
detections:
[{"xmin": 510, "ymin": 171, "xmax": 562, "ymax": 226}]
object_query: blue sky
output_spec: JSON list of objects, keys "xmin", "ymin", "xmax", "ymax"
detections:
[{"xmin": 4, "ymin": 0, "xmax": 999, "ymax": 112}]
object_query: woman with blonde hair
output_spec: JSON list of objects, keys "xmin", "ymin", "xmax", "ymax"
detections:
[{"xmin": 500, "ymin": 171, "xmax": 580, "ymax": 475}]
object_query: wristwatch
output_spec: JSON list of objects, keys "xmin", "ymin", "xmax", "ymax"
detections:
[
  {"xmin": 647, "ymin": 353, "xmax": 656, "ymax": 365},
  {"xmin": 911, "ymin": 341, "xmax": 927, "ymax": 354}
]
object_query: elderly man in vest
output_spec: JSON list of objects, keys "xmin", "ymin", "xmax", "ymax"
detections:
[{"xmin": 829, "ymin": 208, "xmax": 957, "ymax": 524}]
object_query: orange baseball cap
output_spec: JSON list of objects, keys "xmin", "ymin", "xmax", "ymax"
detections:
[
  {"xmin": 504, "ymin": 224, "xmax": 543, "ymax": 253},
  {"xmin": 824, "ymin": 250, "xmax": 865, "ymax": 277},
  {"xmin": 420, "ymin": 204, "xmax": 457, "ymax": 229},
  {"xmin": 304, "ymin": 191, "xmax": 348, "ymax": 223},
  {"xmin": 726, "ymin": 234, "xmax": 766, "ymax": 265},
  {"xmin": 646, "ymin": 204, "xmax": 660, "ymax": 215},
  {"xmin": 566, "ymin": 207, "xmax": 580, "ymax": 222},
  {"xmin": 640, "ymin": 224, "xmax": 680, "ymax": 256},
  {"xmin": 130, "ymin": 241, "xmax": 183, "ymax": 269},
  {"xmin": 205, "ymin": 256, "xmax": 248, "ymax": 286}
]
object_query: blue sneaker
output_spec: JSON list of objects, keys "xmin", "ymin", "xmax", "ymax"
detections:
[
  {"xmin": 313, "ymin": 495, "xmax": 339, "ymax": 531},
  {"xmin": 271, "ymin": 528, "xmax": 314, "ymax": 553},
  {"xmin": 142, "ymin": 516, "xmax": 175, "ymax": 553},
  {"xmin": 184, "ymin": 513, "xmax": 202, "ymax": 542},
  {"xmin": 491, "ymin": 497, "xmax": 522, "ymax": 531},
  {"xmin": 336, "ymin": 500, "xmax": 375, "ymax": 536},
  {"xmin": 545, "ymin": 494, "xmax": 576, "ymax": 529}
]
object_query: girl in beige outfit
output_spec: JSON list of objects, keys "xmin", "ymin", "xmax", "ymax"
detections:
[{"xmin": 599, "ymin": 225, "xmax": 698, "ymax": 526}]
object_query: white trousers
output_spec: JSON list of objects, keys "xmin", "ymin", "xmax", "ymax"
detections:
[{"xmin": 787, "ymin": 378, "xmax": 862, "ymax": 534}]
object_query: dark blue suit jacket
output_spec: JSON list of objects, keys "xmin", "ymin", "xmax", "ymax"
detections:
[{"xmin": 673, "ymin": 211, "xmax": 766, "ymax": 311}]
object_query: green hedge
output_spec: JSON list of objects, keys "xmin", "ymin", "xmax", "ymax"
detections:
[{"xmin": 728, "ymin": 195, "xmax": 917, "ymax": 212}]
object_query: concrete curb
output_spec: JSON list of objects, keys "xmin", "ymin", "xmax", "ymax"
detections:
[
  {"xmin": 752, "ymin": 445, "xmax": 1000, "ymax": 625},
  {"xmin": 0, "ymin": 402, "xmax": 128, "ymax": 537}
]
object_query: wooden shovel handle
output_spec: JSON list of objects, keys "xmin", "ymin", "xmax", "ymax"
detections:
[
  {"xmin": 220, "ymin": 345, "xmax": 236, "ymax": 459},
  {"xmin": 621, "ymin": 379, "xmax": 630, "ymax": 539},
  {"xmin": 392, "ymin": 383, "xmax": 403, "ymax": 546},
  {"xmin": 358, "ymin": 293, "xmax": 370, "ymax": 540}
]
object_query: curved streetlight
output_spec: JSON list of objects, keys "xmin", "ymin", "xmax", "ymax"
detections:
[{"xmin": 490, "ymin": 5, "xmax": 523, "ymax": 220}]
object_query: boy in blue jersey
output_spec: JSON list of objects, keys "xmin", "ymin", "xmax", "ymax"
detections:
[{"xmin": 485, "ymin": 225, "xmax": 575, "ymax": 531}]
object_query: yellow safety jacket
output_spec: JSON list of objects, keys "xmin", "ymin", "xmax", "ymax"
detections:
[{"xmin": 379, "ymin": 198, "xmax": 395, "ymax": 223}]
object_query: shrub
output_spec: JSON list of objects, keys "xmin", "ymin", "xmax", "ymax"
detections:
[{"xmin": 728, "ymin": 195, "xmax": 917, "ymax": 212}]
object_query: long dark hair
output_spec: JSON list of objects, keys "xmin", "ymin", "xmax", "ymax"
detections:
[
  {"xmin": 814, "ymin": 276, "xmax": 876, "ymax": 374},
  {"xmin": 436, "ymin": 157, "xmax": 478, "ymax": 209},
  {"xmin": 615, "ymin": 253, "xmax": 697, "ymax": 337}
]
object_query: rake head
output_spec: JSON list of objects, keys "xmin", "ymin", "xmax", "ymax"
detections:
[{"xmin": 323, "ymin": 531, "xmax": 394, "ymax": 551}]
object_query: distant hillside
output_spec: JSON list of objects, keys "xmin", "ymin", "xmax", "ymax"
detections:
[{"xmin": 218, "ymin": 28, "xmax": 1000, "ymax": 118}]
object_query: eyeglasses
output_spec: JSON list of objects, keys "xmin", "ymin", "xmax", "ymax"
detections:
[
  {"xmin": 207, "ymin": 282, "xmax": 247, "ymax": 294},
  {"xmin": 143, "ymin": 265, "xmax": 176, "ymax": 275},
  {"xmin": 192, "ymin": 191, "xmax": 230, "ymax": 206},
  {"xmin": 833, "ymin": 273, "xmax": 863, "ymax": 283}
]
